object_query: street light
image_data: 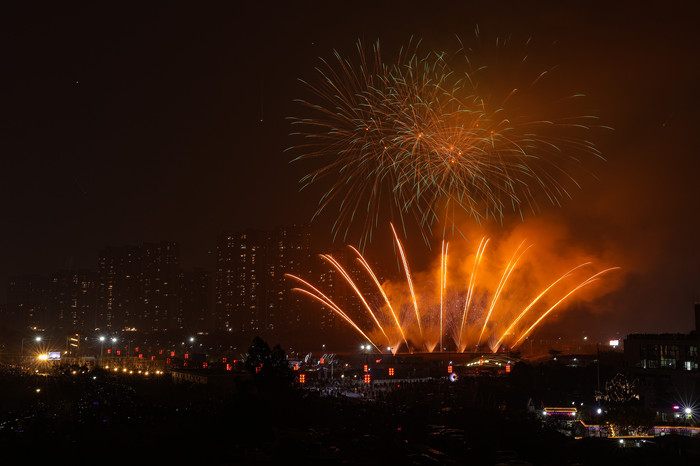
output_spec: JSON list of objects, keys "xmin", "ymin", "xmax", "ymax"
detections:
[
  {"xmin": 189, "ymin": 337, "xmax": 196, "ymax": 356},
  {"xmin": 21, "ymin": 336, "xmax": 42, "ymax": 357},
  {"xmin": 99, "ymin": 336, "xmax": 106, "ymax": 362}
]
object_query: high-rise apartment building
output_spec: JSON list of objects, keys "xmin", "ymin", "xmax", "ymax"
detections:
[
  {"xmin": 50, "ymin": 269, "xmax": 96, "ymax": 333},
  {"xmin": 140, "ymin": 242, "xmax": 180, "ymax": 331},
  {"xmin": 96, "ymin": 241, "xmax": 180, "ymax": 331},
  {"xmin": 7, "ymin": 275, "xmax": 50, "ymax": 331},
  {"xmin": 310, "ymin": 246, "xmax": 383, "ymax": 335},
  {"xmin": 7, "ymin": 271, "xmax": 96, "ymax": 334},
  {"xmin": 215, "ymin": 230, "xmax": 265, "ymax": 333},
  {"xmin": 215, "ymin": 225, "xmax": 311, "ymax": 335},
  {"xmin": 265, "ymin": 225, "xmax": 312, "ymax": 332},
  {"xmin": 178, "ymin": 267, "xmax": 211, "ymax": 332},
  {"xmin": 97, "ymin": 245, "xmax": 140, "ymax": 331}
]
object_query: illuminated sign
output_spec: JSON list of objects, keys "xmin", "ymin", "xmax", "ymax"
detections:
[
  {"xmin": 543, "ymin": 407, "xmax": 578, "ymax": 416},
  {"xmin": 48, "ymin": 351, "xmax": 61, "ymax": 361}
]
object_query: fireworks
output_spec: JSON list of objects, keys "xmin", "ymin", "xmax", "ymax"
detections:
[
  {"xmin": 286, "ymin": 225, "xmax": 618, "ymax": 353},
  {"xmin": 288, "ymin": 32, "xmax": 608, "ymax": 247}
]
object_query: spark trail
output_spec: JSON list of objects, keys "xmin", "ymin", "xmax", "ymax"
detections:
[
  {"xmin": 287, "ymin": 226, "xmax": 618, "ymax": 353},
  {"xmin": 289, "ymin": 34, "xmax": 609, "ymax": 247}
]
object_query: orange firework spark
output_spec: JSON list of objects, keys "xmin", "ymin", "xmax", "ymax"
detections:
[
  {"xmin": 391, "ymin": 223, "xmax": 422, "ymax": 337},
  {"xmin": 458, "ymin": 237, "xmax": 488, "ymax": 351},
  {"xmin": 289, "ymin": 33, "xmax": 610, "ymax": 247},
  {"xmin": 287, "ymin": 274, "xmax": 381, "ymax": 352},
  {"xmin": 287, "ymin": 225, "xmax": 618, "ymax": 353},
  {"xmin": 349, "ymin": 246, "xmax": 410, "ymax": 349}
]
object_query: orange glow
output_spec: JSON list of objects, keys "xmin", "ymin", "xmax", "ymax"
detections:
[
  {"xmin": 440, "ymin": 241, "xmax": 449, "ymax": 352},
  {"xmin": 512, "ymin": 267, "xmax": 620, "ymax": 347},
  {"xmin": 289, "ymin": 224, "xmax": 619, "ymax": 354},
  {"xmin": 493, "ymin": 262, "xmax": 592, "ymax": 349},
  {"xmin": 287, "ymin": 274, "xmax": 381, "ymax": 352},
  {"xmin": 477, "ymin": 240, "xmax": 530, "ymax": 346},
  {"xmin": 350, "ymin": 246, "xmax": 409, "ymax": 349},
  {"xmin": 458, "ymin": 237, "xmax": 488, "ymax": 351},
  {"xmin": 391, "ymin": 223, "xmax": 422, "ymax": 338},
  {"xmin": 320, "ymin": 253, "xmax": 390, "ymax": 342}
]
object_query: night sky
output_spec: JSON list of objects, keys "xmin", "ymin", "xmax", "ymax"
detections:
[{"xmin": 2, "ymin": 1, "xmax": 699, "ymax": 337}]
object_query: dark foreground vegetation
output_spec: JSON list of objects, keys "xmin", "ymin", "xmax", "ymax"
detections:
[{"xmin": 1, "ymin": 363, "xmax": 699, "ymax": 466}]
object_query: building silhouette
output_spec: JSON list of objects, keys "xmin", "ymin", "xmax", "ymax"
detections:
[
  {"xmin": 624, "ymin": 303, "xmax": 700, "ymax": 372},
  {"xmin": 214, "ymin": 225, "xmax": 311, "ymax": 336},
  {"xmin": 178, "ymin": 267, "xmax": 211, "ymax": 333},
  {"xmin": 96, "ymin": 241, "xmax": 180, "ymax": 331},
  {"xmin": 6, "ymin": 275, "xmax": 50, "ymax": 331},
  {"xmin": 50, "ymin": 269, "xmax": 96, "ymax": 334}
]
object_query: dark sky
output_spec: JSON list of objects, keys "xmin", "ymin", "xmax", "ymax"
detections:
[{"xmin": 2, "ymin": 1, "xmax": 699, "ymax": 336}]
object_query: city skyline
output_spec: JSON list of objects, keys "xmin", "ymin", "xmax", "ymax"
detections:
[
  {"xmin": 2, "ymin": 1, "xmax": 700, "ymax": 340},
  {"xmin": 1, "ymin": 4, "xmax": 699, "ymax": 463},
  {"xmin": 4, "ymin": 225, "xmax": 313, "ymax": 334}
]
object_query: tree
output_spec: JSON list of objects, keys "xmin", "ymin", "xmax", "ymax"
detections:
[
  {"xmin": 245, "ymin": 336, "xmax": 294, "ymax": 389},
  {"xmin": 595, "ymin": 373, "xmax": 639, "ymax": 404},
  {"xmin": 595, "ymin": 373, "xmax": 654, "ymax": 435},
  {"xmin": 245, "ymin": 336, "xmax": 271, "ymax": 375}
]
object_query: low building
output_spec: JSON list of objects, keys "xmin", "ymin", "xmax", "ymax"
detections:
[
  {"xmin": 622, "ymin": 304, "xmax": 700, "ymax": 412},
  {"xmin": 623, "ymin": 304, "xmax": 700, "ymax": 371}
]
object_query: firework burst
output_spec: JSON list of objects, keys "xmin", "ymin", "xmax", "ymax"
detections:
[
  {"xmin": 288, "ymin": 32, "xmax": 609, "ymax": 247},
  {"xmin": 286, "ymin": 224, "xmax": 618, "ymax": 353}
]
